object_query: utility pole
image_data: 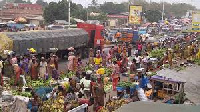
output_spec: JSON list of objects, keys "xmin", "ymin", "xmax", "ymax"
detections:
[
  {"xmin": 68, "ymin": 0, "xmax": 71, "ymax": 28},
  {"xmin": 162, "ymin": 0, "xmax": 165, "ymax": 22}
]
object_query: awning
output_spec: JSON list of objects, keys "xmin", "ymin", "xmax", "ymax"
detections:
[{"xmin": 117, "ymin": 101, "xmax": 200, "ymax": 112}]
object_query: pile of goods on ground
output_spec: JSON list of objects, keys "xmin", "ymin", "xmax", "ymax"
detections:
[
  {"xmin": 98, "ymin": 99, "xmax": 129, "ymax": 112},
  {"xmin": 149, "ymin": 49, "xmax": 166, "ymax": 59},
  {"xmin": 117, "ymin": 81, "xmax": 137, "ymax": 88}
]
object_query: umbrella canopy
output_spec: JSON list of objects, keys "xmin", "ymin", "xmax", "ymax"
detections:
[
  {"xmin": 7, "ymin": 23, "xmax": 25, "ymax": 29},
  {"xmin": 25, "ymin": 24, "xmax": 36, "ymax": 28}
]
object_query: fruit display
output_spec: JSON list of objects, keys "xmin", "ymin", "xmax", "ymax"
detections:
[
  {"xmin": 26, "ymin": 78, "xmax": 52, "ymax": 89},
  {"xmin": 98, "ymin": 99, "xmax": 128, "ymax": 112},
  {"xmin": 39, "ymin": 94, "xmax": 65, "ymax": 112},
  {"xmin": 84, "ymin": 64, "xmax": 94, "ymax": 72},
  {"xmin": 104, "ymin": 83, "xmax": 112, "ymax": 93},
  {"xmin": 149, "ymin": 49, "xmax": 166, "ymax": 59},
  {"xmin": 105, "ymin": 68, "xmax": 112, "ymax": 76}
]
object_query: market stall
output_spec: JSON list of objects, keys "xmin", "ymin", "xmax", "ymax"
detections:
[{"xmin": 151, "ymin": 75, "xmax": 186, "ymax": 103}]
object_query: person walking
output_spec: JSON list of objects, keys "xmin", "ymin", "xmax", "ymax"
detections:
[
  {"xmin": 112, "ymin": 61, "xmax": 120, "ymax": 91},
  {"xmin": 39, "ymin": 57, "xmax": 48, "ymax": 79}
]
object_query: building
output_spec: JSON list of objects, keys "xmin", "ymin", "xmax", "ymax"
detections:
[
  {"xmin": 0, "ymin": 3, "xmax": 43, "ymax": 25},
  {"xmin": 107, "ymin": 14, "xmax": 128, "ymax": 28}
]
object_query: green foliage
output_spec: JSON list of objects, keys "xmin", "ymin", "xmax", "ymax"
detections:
[
  {"xmin": 174, "ymin": 92, "xmax": 186, "ymax": 104},
  {"xmin": 145, "ymin": 10, "xmax": 162, "ymax": 22},
  {"xmin": 117, "ymin": 81, "xmax": 136, "ymax": 88},
  {"xmin": 194, "ymin": 59, "xmax": 200, "ymax": 66},
  {"xmin": 99, "ymin": 2, "xmax": 128, "ymax": 14}
]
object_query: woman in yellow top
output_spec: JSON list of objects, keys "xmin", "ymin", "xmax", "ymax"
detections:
[{"xmin": 94, "ymin": 52, "xmax": 102, "ymax": 70}]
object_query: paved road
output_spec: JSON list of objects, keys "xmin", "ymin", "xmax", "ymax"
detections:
[{"xmin": 157, "ymin": 65, "xmax": 200, "ymax": 105}]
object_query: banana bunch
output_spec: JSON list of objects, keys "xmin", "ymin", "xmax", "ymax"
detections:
[
  {"xmin": 196, "ymin": 49, "xmax": 200, "ymax": 59},
  {"xmin": 39, "ymin": 94, "xmax": 65, "ymax": 112},
  {"xmin": 97, "ymin": 107, "xmax": 109, "ymax": 112}
]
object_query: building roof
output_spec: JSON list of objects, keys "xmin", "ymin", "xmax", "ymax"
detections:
[
  {"xmin": 5, "ymin": 3, "xmax": 42, "ymax": 9},
  {"xmin": 117, "ymin": 101, "xmax": 200, "ymax": 112}
]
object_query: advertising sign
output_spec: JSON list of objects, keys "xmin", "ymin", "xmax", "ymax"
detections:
[
  {"xmin": 129, "ymin": 5, "xmax": 142, "ymax": 24},
  {"xmin": 192, "ymin": 11, "xmax": 200, "ymax": 32}
]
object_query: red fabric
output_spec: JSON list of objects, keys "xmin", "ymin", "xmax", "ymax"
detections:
[
  {"xmin": 79, "ymin": 98, "xmax": 90, "ymax": 105},
  {"xmin": 138, "ymin": 44, "xmax": 142, "ymax": 50},
  {"xmin": 112, "ymin": 77, "xmax": 118, "ymax": 91},
  {"xmin": 15, "ymin": 67, "xmax": 22, "ymax": 85},
  {"xmin": 96, "ymin": 106, "xmax": 103, "ymax": 112},
  {"xmin": 117, "ymin": 61, "xmax": 122, "ymax": 67},
  {"xmin": 1, "ymin": 73, "xmax": 3, "ymax": 86}
]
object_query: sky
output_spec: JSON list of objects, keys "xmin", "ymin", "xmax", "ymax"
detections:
[{"xmin": 33, "ymin": 0, "xmax": 200, "ymax": 9}]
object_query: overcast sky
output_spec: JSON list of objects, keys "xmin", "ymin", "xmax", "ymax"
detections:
[{"xmin": 31, "ymin": 0, "xmax": 199, "ymax": 9}]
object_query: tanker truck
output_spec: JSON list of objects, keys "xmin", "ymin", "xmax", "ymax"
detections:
[{"xmin": 0, "ymin": 28, "xmax": 89, "ymax": 58}]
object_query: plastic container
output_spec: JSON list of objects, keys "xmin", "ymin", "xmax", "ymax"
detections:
[{"xmin": 116, "ymin": 86, "xmax": 125, "ymax": 92}]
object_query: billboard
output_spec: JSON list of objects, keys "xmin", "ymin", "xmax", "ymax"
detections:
[
  {"xmin": 129, "ymin": 5, "xmax": 142, "ymax": 24},
  {"xmin": 192, "ymin": 11, "xmax": 200, "ymax": 32}
]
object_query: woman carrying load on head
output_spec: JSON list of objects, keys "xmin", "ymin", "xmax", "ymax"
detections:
[
  {"xmin": 67, "ymin": 52, "xmax": 75, "ymax": 72},
  {"xmin": 94, "ymin": 50, "xmax": 102, "ymax": 70},
  {"xmin": 30, "ymin": 56, "xmax": 38, "ymax": 80}
]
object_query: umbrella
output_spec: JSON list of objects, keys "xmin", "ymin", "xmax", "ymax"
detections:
[{"xmin": 146, "ymin": 37, "xmax": 157, "ymax": 43}]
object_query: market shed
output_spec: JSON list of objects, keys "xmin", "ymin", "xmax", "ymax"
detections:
[{"xmin": 150, "ymin": 75, "xmax": 186, "ymax": 100}]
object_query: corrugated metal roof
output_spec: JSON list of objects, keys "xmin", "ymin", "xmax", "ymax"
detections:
[{"xmin": 117, "ymin": 101, "xmax": 200, "ymax": 112}]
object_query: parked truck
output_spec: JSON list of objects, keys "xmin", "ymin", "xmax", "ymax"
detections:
[
  {"xmin": 77, "ymin": 22, "xmax": 105, "ymax": 50},
  {"xmin": 0, "ymin": 29, "xmax": 89, "ymax": 58}
]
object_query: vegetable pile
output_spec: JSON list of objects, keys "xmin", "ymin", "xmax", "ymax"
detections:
[
  {"xmin": 12, "ymin": 90, "xmax": 32, "ymax": 98},
  {"xmin": 117, "ymin": 81, "xmax": 136, "ymax": 88},
  {"xmin": 149, "ymin": 49, "xmax": 166, "ymax": 59}
]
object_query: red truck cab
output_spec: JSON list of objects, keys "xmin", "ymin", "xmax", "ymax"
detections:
[{"xmin": 77, "ymin": 22, "xmax": 105, "ymax": 49}]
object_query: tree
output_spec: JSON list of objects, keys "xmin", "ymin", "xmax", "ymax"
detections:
[
  {"xmin": 145, "ymin": 10, "xmax": 162, "ymax": 22},
  {"xmin": 14, "ymin": 0, "xmax": 25, "ymax": 3},
  {"xmin": 43, "ymin": 0, "xmax": 86, "ymax": 23},
  {"xmin": 36, "ymin": 0, "xmax": 48, "ymax": 7},
  {"xmin": 26, "ymin": 0, "xmax": 32, "ymax": 4},
  {"xmin": 92, "ymin": 0, "xmax": 98, "ymax": 6},
  {"xmin": 99, "ymin": 2, "xmax": 128, "ymax": 14}
]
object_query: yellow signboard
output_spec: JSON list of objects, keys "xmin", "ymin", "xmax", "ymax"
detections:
[
  {"xmin": 192, "ymin": 11, "xmax": 200, "ymax": 32},
  {"xmin": 129, "ymin": 5, "xmax": 142, "ymax": 24}
]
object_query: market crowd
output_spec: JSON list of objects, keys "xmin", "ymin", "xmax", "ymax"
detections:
[{"xmin": 0, "ymin": 32, "xmax": 200, "ymax": 112}]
